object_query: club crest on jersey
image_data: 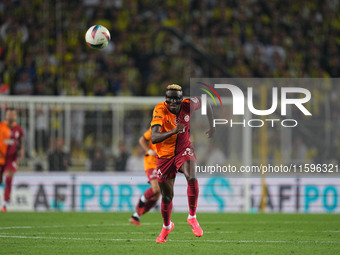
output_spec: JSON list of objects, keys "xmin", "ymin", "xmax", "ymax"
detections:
[{"xmin": 184, "ymin": 115, "xmax": 190, "ymax": 122}]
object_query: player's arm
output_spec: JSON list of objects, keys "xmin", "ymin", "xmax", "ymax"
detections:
[
  {"xmin": 151, "ymin": 124, "xmax": 185, "ymax": 144},
  {"xmin": 0, "ymin": 125, "xmax": 5, "ymax": 160},
  {"xmin": 190, "ymin": 96, "xmax": 215, "ymax": 138},
  {"xmin": 139, "ymin": 135, "xmax": 156, "ymax": 156},
  {"xmin": 17, "ymin": 136, "xmax": 24, "ymax": 159},
  {"xmin": 150, "ymin": 104, "xmax": 185, "ymax": 144},
  {"xmin": 205, "ymin": 102, "xmax": 215, "ymax": 138}
]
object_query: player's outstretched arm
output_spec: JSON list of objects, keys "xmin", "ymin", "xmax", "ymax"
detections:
[
  {"xmin": 139, "ymin": 136, "xmax": 150, "ymax": 152},
  {"xmin": 139, "ymin": 135, "xmax": 156, "ymax": 156},
  {"xmin": 205, "ymin": 102, "xmax": 215, "ymax": 138},
  {"xmin": 151, "ymin": 124, "xmax": 185, "ymax": 144},
  {"xmin": 17, "ymin": 136, "xmax": 24, "ymax": 159}
]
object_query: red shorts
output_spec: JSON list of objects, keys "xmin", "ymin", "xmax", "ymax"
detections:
[
  {"xmin": 156, "ymin": 146, "xmax": 197, "ymax": 183},
  {"xmin": 1, "ymin": 159, "xmax": 18, "ymax": 172},
  {"xmin": 146, "ymin": 168, "xmax": 158, "ymax": 182}
]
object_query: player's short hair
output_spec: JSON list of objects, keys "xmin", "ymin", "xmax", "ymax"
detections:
[
  {"xmin": 6, "ymin": 107, "xmax": 16, "ymax": 112},
  {"xmin": 166, "ymin": 84, "xmax": 182, "ymax": 91}
]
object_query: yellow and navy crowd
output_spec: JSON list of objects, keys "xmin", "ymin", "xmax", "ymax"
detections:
[{"xmin": 0, "ymin": 0, "xmax": 339, "ymax": 170}]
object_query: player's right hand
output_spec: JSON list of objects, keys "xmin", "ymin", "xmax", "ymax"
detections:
[{"xmin": 174, "ymin": 123, "xmax": 185, "ymax": 134}]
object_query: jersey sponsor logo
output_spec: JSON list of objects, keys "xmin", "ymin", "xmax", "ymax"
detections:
[
  {"xmin": 153, "ymin": 115, "xmax": 163, "ymax": 119},
  {"xmin": 150, "ymin": 169, "xmax": 158, "ymax": 179},
  {"xmin": 157, "ymin": 169, "xmax": 167, "ymax": 179},
  {"xmin": 157, "ymin": 169, "xmax": 162, "ymax": 176},
  {"xmin": 184, "ymin": 115, "xmax": 190, "ymax": 122}
]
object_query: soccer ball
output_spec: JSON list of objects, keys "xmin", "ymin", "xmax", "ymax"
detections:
[{"xmin": 85, "ymin": 25, "xmax": 111, "ymax": 50}]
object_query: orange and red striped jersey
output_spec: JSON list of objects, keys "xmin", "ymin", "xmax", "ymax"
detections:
[
  {"xmin": 0, "ymin": 121, "xmax": 23, "ymax": 165},
  {"xmin": 150, "ymin": 97, "xmax": 201, "ymax": 159}
]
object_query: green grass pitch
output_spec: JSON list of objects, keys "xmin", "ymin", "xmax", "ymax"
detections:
[{"xmin": 1, "ymin": 212, "xmax": 340, "ymax": 254}]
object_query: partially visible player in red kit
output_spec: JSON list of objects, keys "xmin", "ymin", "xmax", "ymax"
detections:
[
  {"xmin": 129, "ymin": 127, "xmax": 161, "ymax": 225},
  {"xmin": 151, "ymin": 84, "xmax": 215, "ymax": 243},
  {"xmin": 0, "ymin": 108, "xmax": 24, "ymax": 212}
]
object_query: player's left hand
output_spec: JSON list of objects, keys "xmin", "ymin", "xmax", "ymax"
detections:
[{"xmin": 205, "ymin": 127, "xmax": 216, "ymax": 138}]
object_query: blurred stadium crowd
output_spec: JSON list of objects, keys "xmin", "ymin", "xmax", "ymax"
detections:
[
  {"xmin": 0, "ymin": 0, "xmax": 340, "ymax": 171},
  {"xmin": 1, "ymin": 0, "xmax": 340, "ymax": 96}
]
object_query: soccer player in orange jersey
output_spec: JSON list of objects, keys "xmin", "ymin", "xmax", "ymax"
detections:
[
  {"xmin": 151, "ymin": 84, "xmax": 215, "ymax": 243},
  {"xmin": 129, "ymin": 127, "xmax": 161, "ymax": 225},
  {"xmin": 0, "ymin": 108, "xmax": 24, "ymax": 212}
]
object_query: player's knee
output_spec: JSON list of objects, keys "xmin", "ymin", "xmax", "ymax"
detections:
[
  {"xmin": 6, "ymin": 170, "xmax": 15, "ymax": 178},
  {"xmin": 151, "ymin": 181, "xmax": 161, "ymax": 195},
  {"xmin": 154, "ymin": 192, "xmax": 161, "ymax": 201},
  {"xmin": 183, "ymin": 167, "xmax": 197, "ymax": 182},
  {"xmin": 186, "ymin": 176, "xmax": 197, "ymax": 183},
  {"xmin": 152, "ymin": 185, "xmax": 161, "ymax": 196},
  {"xmin": 162, "ymin": 194, "xmax": 173, "ymax": 203}
]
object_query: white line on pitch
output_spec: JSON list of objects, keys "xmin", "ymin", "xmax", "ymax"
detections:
[
  {"xmin": 0, "ymin": 235, "xmax": 339, "ymax": 244},
  {"xmin": 0, "ymin": 223, "xmax": 158, "ymax": 230},
  {"xmin": 0, "ymin": 220, "xmax": 332, "ymax": 230},
  {"xmin": 1, "ymin": 230, "xmax": 338, "ymax": 235},
  {"xmin": 0, "ymin": 226, "xmax": 34, "ymax": 230},
  {"xmin": 0, "ymin": 231, "xmax": 158, "ymax": 235}
]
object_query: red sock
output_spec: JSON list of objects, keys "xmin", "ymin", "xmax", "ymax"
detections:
[
  {"xmin": 161, "ymin": 201, "xmax": 173, "ymax": 226},
  {"xmin": 143, "ymin": 199, "xmax": 157, "ymax": 214},
  {"xmin": 187, "ymin": 180, "xmax": 199, "ymax": 216},
  {"xmin": 144, "ymin": 187, "xmax": 155, "ymax": 200},
  {"xmin": 4, "ymin": 176, "xmax": 13, "ymax": 202}
]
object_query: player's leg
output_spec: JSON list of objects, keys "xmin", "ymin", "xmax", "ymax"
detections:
[
  {"xmin": 130, "ymin": 170, "xmax": 161, "ymax": 225},
  {"xmin": 130, "ymin": 180, "xmax": 160, "ymax": 225},
  {"xmin": 130, "ymin": 188, "xmax": 151, "ymax": 226},
  {"xmin": 156, "ymin": 177, "xmax": 175, "ymax": 243},
  {"xmin": 143, "ymin": 179, "xmax": 161, "ymax": 214},
  {"xmin": 181, "ymin": 160, "xmax": 199, "ymax": 216},
  {"xmin": 180, "ymin": 160, "xmax": 203, "ymax": 237},
  {"xmin": 2, "ymin": 170, "xmax": 15, "ymax": 212}
]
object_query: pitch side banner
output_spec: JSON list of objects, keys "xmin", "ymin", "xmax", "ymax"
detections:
[
  {"xmin": 0, "ymin": 188, "xmax": 33, "ymax": 211},
  {"xmin": 1, "ymin": 173, "xmax": 339, "ymax": 213}
]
